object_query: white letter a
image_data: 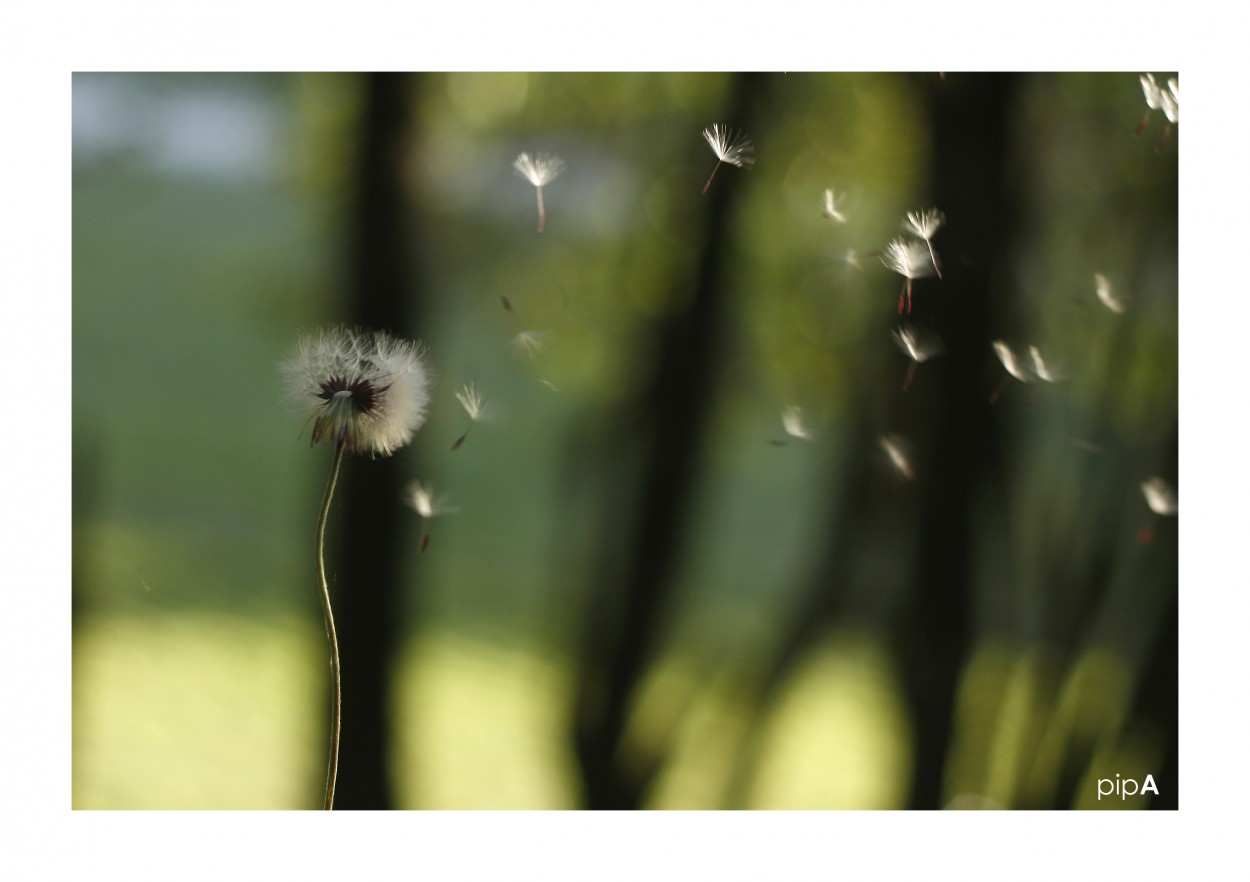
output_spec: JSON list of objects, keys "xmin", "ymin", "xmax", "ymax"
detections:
[{"xmin": 1141, "ymin": 774, "xmax": 1160, "ymax": 796}]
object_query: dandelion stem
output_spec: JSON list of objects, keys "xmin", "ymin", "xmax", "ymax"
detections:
[
  {"xmin": 314, "ymin": 441, "xmax": 346, "ymax": 810},
  {"xmin": 702, "ymin": 161, "xmax": 721, "ymax": 195},
  {"xmin": 535, "ymin": 187, "xmax": 546, "ymax": 233},
  {"xmin": 926, "ymin": 241, "xmax": 943, "ymax": 279}
]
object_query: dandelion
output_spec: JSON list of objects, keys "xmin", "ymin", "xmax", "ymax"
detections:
[
  {"xmin": 278, "ymin": 325, "xmax": 432, "ymax": 810},
  {"xmin": 904, "ymin": 208, "xmax": 945, "ymax": 279},
  {"xmin": 513, "ymin": 151, "xmax": 565, "ymax": 233},
  {"xmin": 989, "ymin": 339, "xmax": 1030, "ymax": 403},
  {"xmin": 879, "ymin": 433, "xmax": 916, "ymax": 481},
  {"xmin": 781, "ymin": 405, "xmax": 814, "ymax": 442},
  {"xmin": 881, "ymin": 237, "xmax": 934, "ymax": 314},
  {"xmin": 701, "ymin": 124, "xmax": 754, "ymax": 194},
  {"xmin": 892, "ymin": 324, "xmax": 945, "ymax": 391},
  {"xmin": 823, "ymin": 188, "xmax": 847, "ymax": 223},
  {"xmin": 1094, "ymin": 272, "xmax": 1124, "ymax": 315},
  {"xmin": 451, "ymin": 382, "xmax": 488, "ymax": 451},
  {"xmin": 406, "ymin": 480, "xmax": 454, "ymax": 552}
]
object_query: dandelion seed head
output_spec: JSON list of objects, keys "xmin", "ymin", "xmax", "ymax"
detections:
[
  {"xmin": 992, "ymin": 340, "xmax": 1031, "ymax": 383},
  {"xmin": 782, "ymin": 406, "xmax": 814, "ymax": 441},
  {"xmin": 1141, "ymin": 477, "xmax": 1178, "ymax": 516},
  {"xmin": 904, "ymin": 208, "xmax": 945, "ymax": 241},
  {"xmin": 893, "ymin": 324, "xmax": 944, "ymax": 363},
  {"xmin": 881, "ymin": 238, "xmax": 935, "ymax": 280},
  {"xmin": 702, "ymin": 124, "xmax": 755, "ymax": 169},
  {"xmin": 456, "ymin": 383, "xmax": 487, "ymax": 422},
  {"xmin": 280, "ymin": 326, "xmax": 432, "ymax": 457},
  {"xmin": 513, "ymin": 151, "xmax": 565, "ymax": 188}
]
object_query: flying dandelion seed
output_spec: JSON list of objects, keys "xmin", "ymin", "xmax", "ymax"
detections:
[
  {"xmin": 701, "ymin": 124, "xmax": 754, "ymax": 194},
  {"xmin": 1094, "ymin": 273, "xmax": 1125, "ymax": 314},
  {"xmin": 1141, "ymin": 477, "xmax": 1178, "ymax": 516},
  {"xmin": 1138, "ymin": 476, "xmax": 1177, "ymax": 543},
  {"xmin": 990, "ymin": 340, "xmax": 1031, "ymax": 403},
  {"xmin": 512, "ymin": 329, "xmax": 550, "ymax": 360},
  {"xmin": 1028, "ymin": 345, "xmax": 1062, "ymax": 383},
  {"xmin": 904, "ymin": 208, "xmax": 945, "ymax": 279},
  {"xmin": 500, "ymin": 295, "xmax": 514, "ymax": 313},
  {"xmin": 451, "ymin": 383, "xmax": 488, "ymax": 451},
  {"xmin": 823, "ymin": 188, "xmax": 847, "ymax": 223},
  {"xmin": 1136, "ymin": 73, "xmax": 1163, "ymax": 135},
  {"xmin": 1157, "ymin": 76, "xmax": 1178, "ymax": 148},
  {"xmin": 879, "ymin": 433, "xmax": 916, "ymax": 481},
  {"xmin": 843, "ymin": 248, "xmax": 862, "ymax": 271},
  {"xmin": 892, "ymin": 324, "xmax": 945, "ymax": 391},
  {"xmin": 781, "ymin": 406, "xmax": 814, "ymax": 442},
  {"xmin": 405, "ymin": 481, "xmax": 455, "ymax": 552},
  {"xmin": 513, "ymin": 151, "xmax": 564, "ymax": 233},
  {"xmin": 881, "ymin": 237, "xmax": 934, "ymax": 314}
]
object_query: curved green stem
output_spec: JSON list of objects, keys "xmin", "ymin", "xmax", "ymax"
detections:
[{"xmin": 315, "ymin": 441, "xmax": 347, "ymax": 810}]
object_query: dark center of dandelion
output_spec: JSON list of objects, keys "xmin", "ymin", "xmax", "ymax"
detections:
[{"xmin": 317, "ymin": 376, "xmax": 385, "ymax": 414}]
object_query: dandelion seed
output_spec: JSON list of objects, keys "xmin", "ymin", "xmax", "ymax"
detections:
[
  {"xmin": 1141, "ymin": 477, "xmax": 1178, "ymax": 516},
  {"xmin": 823, "ymin": 188, "xmax": 847, "ymax": 223},
  {"xmin": 701, "ymin": 124, "xmax": 754, "ymax": 194},
  {"xmin": 1027, "ymin": 345, "xmax": 1062, "ymax": 383},
  {"xmin": 280, "ymin": 326, "xmax": 432, "ymax": 458},
  {"xmin": 892, "ymin": 324, "xmax": 945, "ymax": 391},
  {"xmin": 1136, "ymin": 73, "xmax": 1178, "ymax": 147},
  {"xmin": 1136, "ymin": 73, "xmax": 1163, "ymax": 134},
  {"xmin": 1157, "ymin": 77, "xmax": 1178, "ymax": 148},
  {"xmin": 843, "ymin": 248, "xmax": 862, "ymax": 271},
  {"xmin": 881, "ymin": 237, "xmax": 934, "ymax": 314},
  {"xmin": 405, "ymin": 480, "xmax": 455, "ymax": 552},
  {"xmin": 513, "ymin": 151, "xmax": 565, "ymax": 233},
  {"xmin": 1094, "ymin": 272, "xmax": 1124, "ymax": 315},
  {"xmin": 500, "ymin": 295, "xmax": 514, "ymax": 313},
  {"xmin": 512, "ymin": 329, "xmax": 550, "ymax": 360},
  {"xmin": 904, "ymin": 208, "xmax": 945, "ymax": 279},
  {"xmin": 451, "ymin": 383, "xmax": 488, "ymax": 451},
  {"xmin": 781, "ymin": 406, "xmax": 814, "ymax": 441},
  {"xmin": 879, "ymin": 434, "xmax": 916, "ymax": 481},
  {"xmin": 989, "ymin": 340, "xmax": 1030, "ymax": 403}
]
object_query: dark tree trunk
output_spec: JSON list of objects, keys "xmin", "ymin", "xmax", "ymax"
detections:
[
  {"xmin": 331, "ymin": 72, "xmax": 421, "ymax": 810},
  {"xmin": 899, "ymin": 73, "xmax": 1020, "ymax": 809},
  {"xmin": 571, "ymin": 73, "xmax": 770, "ymax": 810}
]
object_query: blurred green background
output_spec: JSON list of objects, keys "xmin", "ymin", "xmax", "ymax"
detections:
[{"xmin": 71, "ymin": 72, "xmax": 1177, "ymax": 810}]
